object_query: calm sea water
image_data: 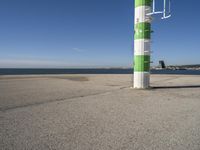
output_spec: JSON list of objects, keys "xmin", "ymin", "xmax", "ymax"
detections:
[{"xmin": 0, "ymin": 68, "xmax": 200, "ymax": 75}]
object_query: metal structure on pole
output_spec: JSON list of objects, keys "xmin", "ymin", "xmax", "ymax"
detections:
[{"xmin": 133, "ymin": 0, "xmax": 171, "ymax": 89}]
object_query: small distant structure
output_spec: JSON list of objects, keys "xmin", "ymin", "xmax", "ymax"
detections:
[{"xmin": 159, "ymin": 60, "xmax": 166, "ymax": 69}]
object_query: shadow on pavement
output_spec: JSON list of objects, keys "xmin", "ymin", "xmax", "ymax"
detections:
[{"xmin": 152, "ymin": 85, "xmax": 200, "ymax": 89}]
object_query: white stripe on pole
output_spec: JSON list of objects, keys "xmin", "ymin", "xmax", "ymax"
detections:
[
  {"xmin": 134, "ymin": 72, "xmax": 150, "ymax": 89},
  {"xmin": 135, "ymin": 6, "xmax": 151, "ymax": 24},
  {"xmin": 134, "ymin": 39, "xmax": 151, "ymax": 55}
]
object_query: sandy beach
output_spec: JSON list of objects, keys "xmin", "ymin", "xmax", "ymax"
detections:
[{"xmin": 1, "ymin": 74, "xmax": 200, "ymax": 150}]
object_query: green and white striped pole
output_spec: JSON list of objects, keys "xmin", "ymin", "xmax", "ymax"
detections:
[{"xmin": 134, "ymin": 0, "xmax": 152, "ymax": 89}]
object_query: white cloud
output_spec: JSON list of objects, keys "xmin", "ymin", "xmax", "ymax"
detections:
[{"xmin": 72, "ymin": 48, "xmax": 85, "ymax": 52}]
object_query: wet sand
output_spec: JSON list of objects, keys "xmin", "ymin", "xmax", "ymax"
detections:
[{"xmin": 1, "ymin": 74, "xmax": 200, "ymax": 150}]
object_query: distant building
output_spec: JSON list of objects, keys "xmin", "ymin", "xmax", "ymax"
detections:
[{"xmin": 159, "ymin": 60, "xmax": 166, "ymax": 69}]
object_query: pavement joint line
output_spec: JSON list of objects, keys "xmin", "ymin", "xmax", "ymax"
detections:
[
  {"xmin": 0, "ymin": 86, "xmax": 129, "ymax": 112},
  {"xmin": 152, "ymin": 76, "xmax": 182, "ymax": 84}
]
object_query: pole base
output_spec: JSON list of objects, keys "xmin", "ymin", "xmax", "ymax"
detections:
[{"xmin": 133, "ymin": 72, "xmax": 150, "ymax": 89}]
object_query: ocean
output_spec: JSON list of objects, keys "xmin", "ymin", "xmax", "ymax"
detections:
[{"xmin": 0, "ymin": 68, "xmax": 200, "ymax": 75}]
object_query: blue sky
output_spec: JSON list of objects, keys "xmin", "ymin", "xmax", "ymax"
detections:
[{"xmin": 0, "ymin": 0, "xmax": 199, "ymax": 68}]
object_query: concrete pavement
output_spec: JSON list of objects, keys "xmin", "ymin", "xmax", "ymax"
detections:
[{"xmin": 1, "ymin": 74, "xmax": 200, "ymax": 150}]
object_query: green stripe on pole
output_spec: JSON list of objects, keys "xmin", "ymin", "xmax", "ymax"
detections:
[
  {"xmin": 135, "ymin": 0, "xmax": 152, "ymax": 8},
  {"xmin": 134, "ymin": 55, "xmax": 150, "ymax": 72},
  {"xmin": 134, "ymin": 22, "xmax": 151, "ymax": 40}
]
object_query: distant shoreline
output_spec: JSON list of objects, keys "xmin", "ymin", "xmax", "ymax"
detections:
[{"xmin": 0, "ymin": 68, "xmax": 200, "ymax": 75}]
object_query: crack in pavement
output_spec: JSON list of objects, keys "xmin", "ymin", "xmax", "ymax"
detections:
[{"xmin": 0, "ymin": 86, "xmax": 128, "ymax": 112}]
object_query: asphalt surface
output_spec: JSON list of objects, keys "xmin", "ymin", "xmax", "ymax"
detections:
[{"xmin": 1, "ymin": 74, "xmax": 200, "ymax": 150}]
